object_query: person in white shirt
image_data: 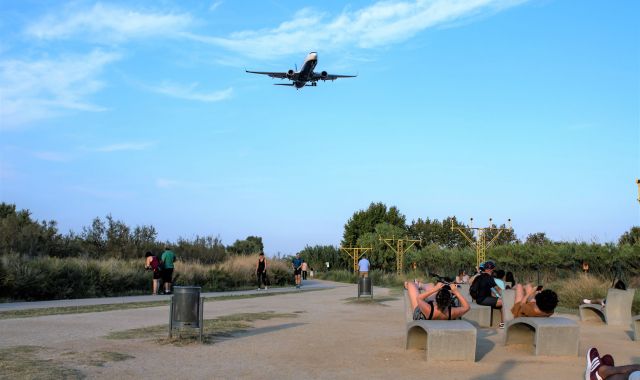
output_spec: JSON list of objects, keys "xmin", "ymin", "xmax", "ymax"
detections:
[{"xmin": 357, "ymin": 256, "xmax": 370, "ymax": 278}]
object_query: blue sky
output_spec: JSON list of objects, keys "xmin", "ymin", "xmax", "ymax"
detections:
[{"xmin": 1, "ymin": 0, "xmax": 638, "ymax": 255}]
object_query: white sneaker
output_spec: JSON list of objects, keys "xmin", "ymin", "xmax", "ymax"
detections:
[{"xmin": 583, "ymin": 299, "xmax": 591, "ymax": 304}]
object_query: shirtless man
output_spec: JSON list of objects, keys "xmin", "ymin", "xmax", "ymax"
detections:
[{"xmin": 511, "ymin": 283, "xmax": 558, "ymax": 318}]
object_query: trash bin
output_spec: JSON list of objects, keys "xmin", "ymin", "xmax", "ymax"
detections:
[
  {"xmin": 358, "ymin": 277, "xmax": 373, "ymax": 299},
  {"xmin": 169, "ymin": 286, "xmax": 204, "ymax": 341}
]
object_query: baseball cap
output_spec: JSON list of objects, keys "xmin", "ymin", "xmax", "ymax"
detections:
[{"xmin": 483, "ymin": 261, "xmax": 496, "ymax": 270}]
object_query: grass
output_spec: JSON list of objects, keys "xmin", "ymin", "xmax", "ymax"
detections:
[
  {"xmin": 0, "ymin": 346, "xmax": 84, "ymax": 379},
  {"xmin": 105, "ymin": 311, "xmax": 298, "ymax": 345},
  {"xmin": 0, "ymin": 288, "xmax": 327, "ymax": 320}
]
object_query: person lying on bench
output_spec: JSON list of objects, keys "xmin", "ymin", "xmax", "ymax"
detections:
[
  {"xmin": 582, "ymin": 279, "xmax": 626, "ymax": 306},
  {"xmin": 511, "ymin": 283, "xmax": 558, "ymax": 318},
  {"xmin": 405, "ymin": 281, "xmax": 470, "ymax": 320}
]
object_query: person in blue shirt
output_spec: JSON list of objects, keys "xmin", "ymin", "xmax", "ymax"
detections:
[
  {"xmin": 358, "ymin": 255, "xmax": 370, "ymax": 278},
  {"xmin": 292, "ymin": 253, "xmax": 303, "ymax": 288},
  {"xmin": 161, "ymin": 248, "xmax": 177, "ymax": 294}
]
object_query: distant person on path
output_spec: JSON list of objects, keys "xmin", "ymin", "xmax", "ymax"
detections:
[
  {"xmin": 292, "ymin": 253, "xmax": 303, "ymax": 288},
  {"xmin": 505, "ymin": 271, "xmax": 516, "ymax": 289},
  {"xmin": 161, "ymin": 248, "xmax": 177, "ymax": 294},
  {"xmin": 301, "ymin": 260, "xmax": 308, "ymax": 281},
  {"xmin": 358, "ymin": 255, "xmax": 370, "ymax": 278},
  {"xmin": 405, "ymin": 281, "xmax": 470, "ymax": 320},
  {"xmin": 586, "ymin": 347, "xmax": 640, "ymax": 380},
  {"xmin": 511, "ymin": 283, "xmax": 558, "ymax": 318},
  {"xmin": 144, "ymin": 251, "xmax": 161, "ymax": 295},
  {"xmin": 583, "ymin": 261, "xmax": 590, "ymax": 274},
  {"xmin": 256, "ymin": 252, "xmax": 268, "ymax": 290}
]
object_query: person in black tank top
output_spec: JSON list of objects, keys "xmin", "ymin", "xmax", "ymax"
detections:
[
  {"xmin": 407, "ymin": 281, "xmax": 470, "ymax": 321},
  {"xmin": 256, "ymin": 252, "xmax": 268, "ymax": 290}
]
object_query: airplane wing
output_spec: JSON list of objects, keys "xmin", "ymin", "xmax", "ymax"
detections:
[
  {"xmin": 324, "ymin": 74, "xmax": 357, "ymax": 80},
  {"xmin": 245, "ymin": 70, "xmax": 290, "ymax": 79}
]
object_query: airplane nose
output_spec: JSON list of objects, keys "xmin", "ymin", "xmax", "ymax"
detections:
[{"xmin": 309, "ymin": 52, "xmax": 317, "ymax": 59}]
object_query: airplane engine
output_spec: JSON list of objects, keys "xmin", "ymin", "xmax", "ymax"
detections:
[
  {"xmin": 320, "ymin": 71, "xmax": 328, "ymax": 80},
  {"xmin": 287, "ymin": 69, "xmax": 295, "ymax": 80}
]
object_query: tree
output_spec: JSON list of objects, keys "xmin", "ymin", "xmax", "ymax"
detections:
[
  {"xmin": 525, "ymin": 232, "xmax": 551, "ymax": 246},
  {"xmin": 357, "ymin": 223, "xmax": 409, "ymax": 271},
  {"xmin": 483, "ymin": 223, "xmax": 519, "ymax": 246},
  {"xmin": 408, "ymin": 216, "xmax": 474, "ymax": 249},
  {"xmin": 342, "ymin": 202, "xmax": 406, "ymax": 247},
  {"xmin": 227, "ymin": 236, "xmax": 264, "ymax": 255},
  {"xmin": 618, "ymin": 226, "xmax": 640, "ymax": 245}
]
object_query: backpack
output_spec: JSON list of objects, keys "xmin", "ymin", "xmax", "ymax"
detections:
[
  {"xmin": 469, "ymin": 275, "xmax": 481, "ymax": 300},
  {"xmin": 150, "ymin": 256, "xmax": 161, "ymax": 273}
]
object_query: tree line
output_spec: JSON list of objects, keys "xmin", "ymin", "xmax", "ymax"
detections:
[{"xmin": 0, "ymin": 203, "xmax": 263, "ymax": 264}]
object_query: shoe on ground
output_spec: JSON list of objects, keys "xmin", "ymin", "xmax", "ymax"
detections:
[
  {"xmin": 585, "ymin": 347, "xmax": 602, "ymax": 380},
  {"xmin": 499, "ymin": 322, "xmax": 505, "ymax": 329}
]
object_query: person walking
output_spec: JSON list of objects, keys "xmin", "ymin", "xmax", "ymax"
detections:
[
  {"xmin": 292, "ymin": 253, "xmax": 303, "ymax": 288},
  {"xmin": 301, "ymin": 260, "xmax": 309, "ymax": 281},
  {"xmin": 160, "ymin": 247, "xmax": 177, "ymax": 294},
  {"xmin": 144, "ymin": 251, "xmax": 161, "ymax": 295},
  {"xmin": 358, "ymin": 255, "xmax": 370, "ymax": 278},
  {"xmin": 256, "ymin": 252, "xmax": 268, "ymax": 290}
]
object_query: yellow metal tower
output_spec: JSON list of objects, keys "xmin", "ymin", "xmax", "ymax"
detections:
[
  {"xmin": 379, "ymin": 236, "xmax": 421, "ymax": 275},
  {"xmin": 340, "ymin": 247, "xmax": 372, "ymax": 274},
  {"xmin": 451, "ymin": 218, "xmax": 513, "ymax": 270}
]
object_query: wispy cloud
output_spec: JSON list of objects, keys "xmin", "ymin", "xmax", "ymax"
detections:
[
  {"xmin": 209, "ymin": 1, "xmax": 223, "ymax": 12},
  {"xmin": 33, "ymin": 151, "xmax": 73, "ymax": 162},
  {"xmin": 25, "ymin": 3, "xmax": 193, "ymax": 43},
  {"xmin": 0, "ymin": 50, "xmax": 120, "ymax": 128},
  {"xmin": 92, "ymin": 141, "xmax": 156, "ymax": 152},
  {"xmin": 149, "ymin": 82, "xmax": 233, "ymax": 102},
  {"xmin": 184, "ymin": 0, "xmax": 529, "ymax": 59}
]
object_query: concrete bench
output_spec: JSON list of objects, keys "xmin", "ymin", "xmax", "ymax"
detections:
[
  {"xmin": 457, "ymin": 284, "xmax": 473, "ymax": 302},
  {"xmin": 462, "ymin": 303, "xmax": 492, "ymax": 327},
  {"xmin": 502, "ymin": 289, "xmax": 516, "ymax": 324},
  {"xmin": 579, "ymin": 288, "xmax": 636, "ymax": 326},
  {"xmin": 406, "ymin": 320, "xmax": 477, "ymax": 361},
  {"xmin": 504, "ymin": 317, "xmax": 579, "ymax": 356},
  {"xmin": 634, "ymin": 315, "xmax": 639, "ymax": 341},
  {"xmin": 403, "ymin": 289, "xmax": 477, "ymax": 361}
]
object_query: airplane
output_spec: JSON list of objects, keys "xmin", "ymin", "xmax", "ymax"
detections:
[{"xmin": 245, "ymin": 52, "xmax": 356, "ymax": 89}]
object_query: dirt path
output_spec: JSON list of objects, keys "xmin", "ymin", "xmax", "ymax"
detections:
[{"xmin": 1, "ymin": 281, "xmax": 638, "ymax": 379}]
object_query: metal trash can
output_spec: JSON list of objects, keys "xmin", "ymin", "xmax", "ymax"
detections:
[
  {"xmin": 357, "ymin": 277, "xmax": 373, "ymax": 299},
  {"xmin": 169, "ymin": 286, "xmax": 204, "ymax": 341}
]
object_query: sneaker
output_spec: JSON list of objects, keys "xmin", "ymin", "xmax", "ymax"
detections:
[
  {"xmin": 499, "ymin": 322, "xmax": 505, "ymax": 329},
  {"xmin": 583, "ymin": 299, "xmax": 591, "ymax": 304},
  {"xmin": 585, "ymin": 347, "xmax": 602, "ymax": 380}
]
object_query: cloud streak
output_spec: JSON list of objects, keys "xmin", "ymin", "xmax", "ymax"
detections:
[
  {"xmin": 148, "ymin": 82, "xmax": 233, "ymax": 102},
  {"xmin": 0, "ymin": 50, "xmax": 120, "ymax": 127},
  {"xmin": 93, "ymin": 142, "xmax": 156, "ymax": 152},
  {"xmin": 184, "ymin": 0, "xmax": 529, "ymax": 58},
  {"xmin": 25, "ymin": 3, "xmax": 193, "ymax": 43}
]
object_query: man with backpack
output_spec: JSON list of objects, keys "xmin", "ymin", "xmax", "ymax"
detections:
[
  {"xmin": 470, "ymin": 261, "xmax": 504, "ymax": 327},
  {"xmin": 144, "ymin": 251, "xmax": 162, "ymax": 295}
]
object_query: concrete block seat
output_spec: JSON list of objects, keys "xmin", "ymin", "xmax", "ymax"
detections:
[
  {"xmin": 403, "ymin": 289, "xmax": 477, "ymax": 361},
  {"xmin": 462, "ymin": 303, "xmax": 492, "ymax": 328},
  {"xmin": 633, "ymin": 315, "xmax": 639, "ymax": 341},
  {"xmin": 406, "ymin": 320, "xmax": 477, "ymax": 362},
  {"xmin": 579, "ymin": 288, "xmax": 636, "ymax": 326},
  {"xmin": 504, "ymin": 317, "xmax": 579, "ymax": 356}
]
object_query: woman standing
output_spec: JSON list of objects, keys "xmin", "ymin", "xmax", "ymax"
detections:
[{"xmin": 256, "ymin": 252, "xmax": 268, "ymax": 290}]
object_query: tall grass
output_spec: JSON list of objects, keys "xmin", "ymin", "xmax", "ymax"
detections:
[{"xmin": 0, "ymin": 254, "xmax": 294, "ymax": 301}]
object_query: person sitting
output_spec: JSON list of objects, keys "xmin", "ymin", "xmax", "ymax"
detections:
[
  {"xmin": 505, "ymin": 271, "xmax": 516, "ymax": 289},
  {"xmin": 492, "ymin": 269, "xmax": 507, "ymax": 298},
  {"xmin": 586, "ymin": 347, "xmax": 640, "ymax": 380},
  {"xmin": 405, "ymin": 281, "xmax": 470, "ymax": 320},
  {"xmin": 511, "ymin": 283, "xmax": 558, "ymax": 318},
  {"xmin": 455, "ymin": 269, "xmax": 469, "ymax": 284},
  {"xmin": 582, "ymin": 279, "xmax": 626, "ymax": 306}
]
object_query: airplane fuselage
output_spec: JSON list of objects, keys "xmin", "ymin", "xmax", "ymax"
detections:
[{"xmin": 294, "ymin": 52, "xmax": 318, "ymax": 88}]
